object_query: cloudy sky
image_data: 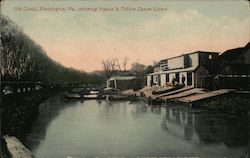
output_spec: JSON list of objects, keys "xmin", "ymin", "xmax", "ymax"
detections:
[{"xmin": 1, "ymin": 0, "xmax": 249, "ymax": 72}]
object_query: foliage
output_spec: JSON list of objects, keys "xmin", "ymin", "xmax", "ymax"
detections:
[
  {"xmin": 130, "ymin": 62, "xmax": 147, "ymax": 77},
  {"xmin": 145, "ymin": 65, "xmax": 154, "ymax": 74},
  {"xmin": 101, "ymin": 56, "xmax": 154, "ymax": 79}
]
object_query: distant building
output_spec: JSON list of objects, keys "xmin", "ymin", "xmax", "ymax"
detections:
[
  {"xmin": 220, "ymin": 43, "xmax": 250, "ymax": 64},
  {"xmin": 107, "ymin": 76, "xmax": 144, "ymax": 90},
  {"xmin": 147, "ymin": 51, "xmax": 220, "ymax": 88},
  {"xmin": 216, "ymin": 42, "xmax": 250, "ymax": 90}
]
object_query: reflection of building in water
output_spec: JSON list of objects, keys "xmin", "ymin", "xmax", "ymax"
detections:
[
  {"xmin": 150, "ymin": 105, "xmax": 161, "ymax": 114},
  {"xmin": 160, "ymin": 107, "xmax": 248, "ymax": 148},
  {"xmin": 161, "ymin": 107, "xmax": 196, "ymax": 141}
]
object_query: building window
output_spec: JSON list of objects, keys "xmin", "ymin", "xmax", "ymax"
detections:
[{"xmin": 209, "ymin": 55, "xmax": 212, "ymax": 59}]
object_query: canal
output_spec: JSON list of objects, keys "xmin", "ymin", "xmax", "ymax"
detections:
[{"xmin": 24, "ymin": 94, "xmax": 248, "ymax": 158}]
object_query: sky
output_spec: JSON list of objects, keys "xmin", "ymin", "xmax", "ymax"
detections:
[{"xmin": 1, "ymin": 0, "xmax": 249, "ymax": 72}]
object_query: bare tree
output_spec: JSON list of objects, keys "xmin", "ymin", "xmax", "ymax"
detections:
[
  {"xmin": 102, "ymin": 58, "xmax": 117, "ymax": 79},
  {"xmin": 115, "ymin": 58, "xmax": 121, "ymax": 72},
  {"xmin": 110, "ymin": 58, "xmax": 116, "ymax": 73},
  {"xmin": 102, "ymin": 58, "xmax": 126, "ymax": 79},
  {"xmin": 122, "ymin": 57, "xmax": 128, "ymax": 73},
  {"xmin": 102, "ymin": 59, "xmax": 111, "ymax": 79}
]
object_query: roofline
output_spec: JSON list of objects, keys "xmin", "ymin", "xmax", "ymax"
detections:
[
  {"xmin": 147, "ymin": 66, "xmax": 199, "ymax": 75},
  {"xmin": 109, "ymin": 76, "xmax": 137, "ymax": 80},
  {"xmin": 160, "ymin": 51, "xmax": 220, "ymax": 61},
  {"xmin": 220, "ymin": 47, "xmax": 244, "ymax": 56}
]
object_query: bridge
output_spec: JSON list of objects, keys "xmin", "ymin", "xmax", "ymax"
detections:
[{"xmin": 1, "ymin": 81, "xmax": 97, "ymax": 95}]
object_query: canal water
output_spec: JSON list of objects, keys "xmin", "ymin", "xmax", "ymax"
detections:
[{"xmin": 24, "ymin": 95, "xmax": 248, "ymax": 158}]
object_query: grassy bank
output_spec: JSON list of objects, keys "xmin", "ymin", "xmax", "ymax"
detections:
[{"xmin": 198, "ymin": 93, "xmax": 249, "ymax": 115}]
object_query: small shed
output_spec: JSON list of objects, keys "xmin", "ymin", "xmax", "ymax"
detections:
[{"xmin": 107, "ymin": 76, "xmax": 141, "ymax": 90}]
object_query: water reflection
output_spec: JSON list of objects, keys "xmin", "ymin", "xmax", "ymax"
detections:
[
  {"xmin": 161, "ymin": 107, "xmax": 248, "ymax": 147},
  {"xmin": 24, "ymin": 95, "xmax": 248, "ymax": 158}
]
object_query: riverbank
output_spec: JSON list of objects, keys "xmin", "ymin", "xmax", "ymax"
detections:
[
  {"xmin": 2, "ymin": 136, "xmax": 34, "ymax": 158},
  {"xmin": 122, "ymin": 86, "xmax": 249, "ymax": 114},
  {"xmin": 1, "ymin": 89, "xmax": 60, "ymax": 158}
]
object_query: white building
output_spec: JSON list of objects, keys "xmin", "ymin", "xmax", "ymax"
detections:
[{"xmin": 147, "ymin": 51, "xmax": 219, "ymax": 88}]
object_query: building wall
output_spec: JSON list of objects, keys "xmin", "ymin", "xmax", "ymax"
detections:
[
  {"xmin": 192, "ymin": 72, "xmax": 195, "ymax": 86},
  {"xmin": 168, "ymin": 56, "xmax": 184, "ymax": 70},
  {"xmin": 188, "ymin": 53, "xmax": 199, "ymax": 68},
  {"xmin": 147, "ymin": 75, "xmax": 162, "ymax": 86},
  {"xmin": 217, "ymin": 76, "xmax": 250, "ymax": 90},
  {"xmin": 147, "ymin": 75, "xmax": 152, "ymax": 86},
  {"xmin": 154, "ymin": 67, "xmax": 161, "ymax": 72},
  {"xmin": 147, "ymin": 71, "xmax": 196, "ymax": 87},
  {"xmin": 166, "ymin": 53, "xmax": 200, "ymax": 70},
  {"xmin": 194, "ymin": 66, "xmax": 209, "ymax": 87},
  {"xmin": 160, "ymin": 74, "xmax": 166, "ymax": 86},
  {"xmin": 199, "ymin": 52, "xmax": 219, "ymax": 74},
  {"xmin": 108, "ymin": 79, "xmax": 141, "ymax": 90},
  {"xmin": 246, "ymin": 49, "xmax": 250, "ymax": 64},
  {"xmin": 116, "ymin": 80, "xmax": 129, "ymax": 90},
  {"xmin": 169, "ymin": 73, "xmax": 176, "ymax": 84}
]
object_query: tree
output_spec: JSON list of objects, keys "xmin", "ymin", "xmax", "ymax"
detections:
[
  {"xmin": 102, "ymin": 58, "xmax": 117, "ymax": 79},
  {"xmin": 145, "ymin": 65, "xmax": 154, "ymax": 74},
  {"xmin": 122, "ymin": 57, "xmax": 128, "ymax": 73},
  {"xmin": 101, "ymin": 57, "xmax": 128, "ymax": 79},
  {"xmin": 130, "ymin": 62, "xmax": 147, "ymax": 77}
]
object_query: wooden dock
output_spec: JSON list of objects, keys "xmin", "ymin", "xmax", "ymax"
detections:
[
  {"xmin": 177, "ymin": 89, "xmax": 236, "ymax": 103},
  {"xmin": 161, "ymin": 88, "xmax": 206, "ymax": 100},
  {"xmin": 152, "ymin": 86, "xmax": 177, "ymax": 95},
  {"xmin": 135, "ymin": 86, "xmax": 164, "ymax": 98},
  {"xmin": 3, "ymin": 135, "xmax": 34, "ymax": 158},
  {"xmin": 122, "ymin": 86, "xmax": 238, "ymax": 106},
  {"xmin": 152, "ymin": 86, "xmax": 194, "ymax": 99}
]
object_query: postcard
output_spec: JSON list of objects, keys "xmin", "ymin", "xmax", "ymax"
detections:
[{"xmin": 1, "ymin": 0, "xmax": 249, "ymax": 158}]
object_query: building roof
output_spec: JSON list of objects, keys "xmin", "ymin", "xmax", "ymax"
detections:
[
  {"xmin": 220, "ymin": 47, "xmax": 244, "ymax": 59},
  {"xmin": 153, "ymin": 62, "xmax": 161, "ymax": 68},
  {"xmin": 244, "ymin": 42, "xmax": 250, "ymax": 51},
  {"xmin": 109, "ymin": 76, "xmax": 136, "ymax": 80},
  {"xmin": 160, "ymin": 51, "xmax": 219, "ymax": 61},
  {"xmin": 148, "ymin": 66, "xmax": 198, "ymax": 76}
]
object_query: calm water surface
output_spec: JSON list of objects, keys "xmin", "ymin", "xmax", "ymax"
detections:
[{"xmin": 24, "ymin": 95, "xmax": 248, "ymax": 158}]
